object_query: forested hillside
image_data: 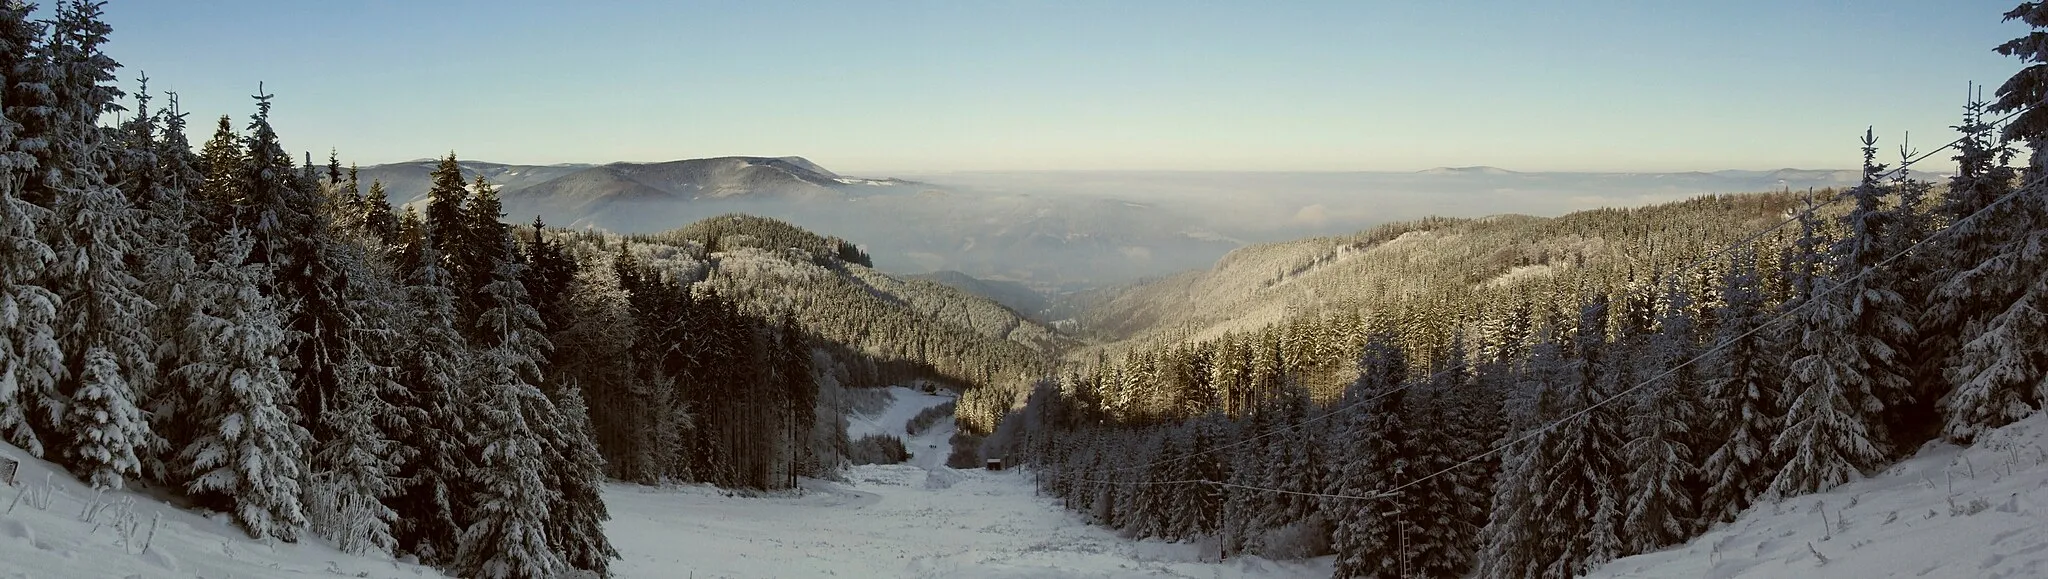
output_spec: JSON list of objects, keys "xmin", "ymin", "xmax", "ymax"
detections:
[
  {"xmin": 631, "ymin": 214, "xmax": 1067, "ymax": 388},
  {"xmin": 1049, "ymin": 193, "xmax": 1813, "ymax": 405},
  {"xmin": 978, "ymin": 64, "xmax": 2048, "ymax": 578}
]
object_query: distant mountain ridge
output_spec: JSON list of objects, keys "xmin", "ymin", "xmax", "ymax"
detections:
[
  {"xmin": 359, "ymin": 155, "xmax": 912, "ymax": 209},
  {"xmin": 354, "ymin": 156, "xmax": 1873, "ymax": 288}
]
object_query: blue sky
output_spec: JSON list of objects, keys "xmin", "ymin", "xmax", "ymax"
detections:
[{"xmin": 98, "ymin": 1, "xmax": 2028, "ymax": 173}]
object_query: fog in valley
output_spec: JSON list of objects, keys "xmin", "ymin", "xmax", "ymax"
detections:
[{"xmin": 364, "ymin": 157, "xmax": 1865, "ymax": 295}]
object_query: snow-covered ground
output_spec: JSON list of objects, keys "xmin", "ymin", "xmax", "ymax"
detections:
[
  {"xmin": 0, "ymin": 443, "xmax": 437, "ymax": 579},
  {"xmin": 605, "ymin": 385, "xmax": 1330, "ymax": 579},
  {"xmin": 22, "ymin": 382, "xmax": 2038, "ymax": 579},
  {"xmin": 1591, "ymin": 412, "xmax": 2048, "ymax": 579}
]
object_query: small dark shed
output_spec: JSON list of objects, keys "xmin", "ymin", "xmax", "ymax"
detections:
[{"xmin": 986, "ymin": 458, "xmax": 1003, "ymax": 471}]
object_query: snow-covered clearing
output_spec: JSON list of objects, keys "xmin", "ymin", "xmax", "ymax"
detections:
[
  {"xmin": 605, "ymin": 386, "xmax": 1330, "ymax": 578},
  {"xmin": 0, "ymin": 442, "xmax": 437, "ymax": 579},
  {"xmin": 1591, "ymin": 412, "xmax": 2048, "ymax": 579}
]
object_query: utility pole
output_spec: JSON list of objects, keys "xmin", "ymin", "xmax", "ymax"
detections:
[{"xmin": 1385, "ymin": 497, "xmax": 1409, "ymax": 579}]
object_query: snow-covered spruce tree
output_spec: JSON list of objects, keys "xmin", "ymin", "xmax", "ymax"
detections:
[
  {"xmin": 1928, "ymin": 93, "xmax": 2021, "ymax": 440},
  {"xmin": 324, "ymin": 160, "xmax": 364, "ymax": 235},
  {"xmin": 1128, "ymin": 431, "xmax": 1174, "ymax": 538},
  {"xmin": 0, "ymin": 0, "xmax": 59, "ymax": 458},
  {"xmin": 1933, "ymin": 20, "xmax": 2048, "ymax": 441},
  {"xmin": 534, "ymin": 383, "xmax": 617, "ymax": 575},
  {"xmin": 422, "ymin": 153, "xmax": 466, "ymax": 259},
  {"xmin": 1141, "ymin": 428, "xmax": 1192, "ymax": 541},
  {"xmin": 1220, "ymin": 403, "xmax": 1271, "ymax": 556},
  {"xmin": 232, "ymin": 95, "xmax": 397, "ymax": 547},
  {"xmin": 122, "ymin": 82, "xmax": 211, "ymax": 486},
  {"xmin": 387, "ymin": 237, "xmax": 472, "ymax": 564},
  {"xmin": 1769, "ymin": 136, "xmax": 1899, "ymax": 497},
  {"xmin": 1253, "ymin": 381, "xmax": 1324, "ymax": 554},
  {"xmin": 1940, "ymin": 200, "xmax": 2048, "ymax": 435},
  {"xmin": 42, "ymin": 0, "xmax": 155, "ymax": 491},
  {"xmin": 1699, "ymin": 248, "xmax": 1783, "ymax": 523},
  {"xmin": 1622, "ymin": 280, "xmax": 1706, "ymax": 553},
  {"xmin": 1535, "ymin": 293, "xmax": 1625, "ymax": 575},
  {"xmin": 1162, "ymin": 412, "xmax": 1226, "ymax": 540},
  {"xmin": 1477, "ymin": 324, "xmax": 1571, "ymax": 579},
  {"xmin": 508, "ymin": 232, "xmax": 616, "ymax": 574},
  {"xmin": 50, "ymin": 157, "xmax": 155, "ymax": 491},
  {"xmin": 454, "ymin": 349, "xmax": 562, "ymax": 579},
  {"xmin": 304, "ymin": 238, "xmax": 407, "ymax": 556},
  {"xmin": 308, "ymin": 345, "xmax": 401, "ymax": 555},
  {"xmin": 66, "ymin": 347, "xmax": 145, "ymax": 490},
  {"xmin": 1325, "ymin": 331, "xmax": 1410, "ymax": 579},
  {"xmin": 1412, "ymin": 334, "xmax": 1484, "ymax": 577},
  {"xmin": 453, "ymin": 254, "xmax": 566, "ymax": 579},
  {"xmin": 239, "ymin": 90, "xmax": 370, "ymax": 450},
  {"xmin": 1884, "ymin": 147, "xmax": 1943, "ymax": 446},
  {"xmin": 236, "ymin": 90, "xmax": 308, "ymax": 272},
  {"xmin": 175, "ymin": 229, "xmax": 309, "ymax": 541}
]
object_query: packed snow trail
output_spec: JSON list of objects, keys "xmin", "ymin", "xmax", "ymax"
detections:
[
  {"xmin": 1589, "ymin": 411, "xmax": 2048, "ymax": 579},
  {"xmin": 844, "ymin": 384, "xmax": 957, "ymax": 471},
  {"xmin": 0, "ymin": 442, "xmax": 437, "ymax": 578},
  {"xmin": 605, "ymin": 386, "xmax": 1330, "ymax": 578}
]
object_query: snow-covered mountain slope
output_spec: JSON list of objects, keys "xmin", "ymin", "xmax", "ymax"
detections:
[
  {"xmin": 0, "ymin": 443, "xmax": 439, "ymax": 579},
  {"xmin": 1590, "ymin": 412, "xmax": 2048, "ymax": 579},
  {"xmin": 602, "ymin": 386, "xmax": 1329, "ymax": 578}
]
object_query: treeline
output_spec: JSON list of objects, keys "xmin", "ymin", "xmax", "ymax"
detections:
[{"xmin": 985, "ymin": 76, "xmax": 2048, "ymax": 578}]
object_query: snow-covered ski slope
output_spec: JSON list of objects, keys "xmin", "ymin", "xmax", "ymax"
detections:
[
  {"xmin": 1591, "ymin": 412, "xmax": 2048, "ymax": 579},
  {"xmin": 606, "ymin": 385, "xmax": 1331, "ymax": 578},
  {"xmin": 845, "ymin": 384, "xmax": 957, "ymax": 470},
  {"xmin": 0, "ymin": 442, "xmax": 438, "ymax": 579}
]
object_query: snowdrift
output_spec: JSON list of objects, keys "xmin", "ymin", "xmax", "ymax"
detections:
[
  {"xmin": 1591, "ymin": 412, "xmax": 2048, "ymax": 579},
  {"xmin": 0, "ymin": 442, "xmax": 438, "ymax": 578}
]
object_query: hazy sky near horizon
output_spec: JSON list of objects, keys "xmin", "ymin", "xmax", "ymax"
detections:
[{"xmin": 100, "ymin": 1, "xmax": 2026, "ymax": 173}]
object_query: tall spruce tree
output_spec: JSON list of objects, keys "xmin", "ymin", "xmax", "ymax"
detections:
[
  {"xmin": 1478, "ymin": 325, "xmax": 1572, "ymax": 579},
  {"xmin": 1622, "ymin": 281, "xmax": 1705, "ymax": 552},
  {"xmin": 0, "ymin": 0, "xmax": 59, "ymax": 458},
  {"xmin": 1700, "ymin": 249, "xmax": 1783, "ymax": 522},
  {"xmin": 1535, "ymin": 294, "xmax": 1626, "ymax": 575},
  {"xmin": 454, "ymin": 254, "xmax": 565, "ymax": 578},
  {"xmin": 1770, "ymin": 135, "xmax": 1899, "ymax": 496},
  {"xmin": 387, "ymin": 235, "xmax": 471, "ymax": 564},
  {"xmin": 1939, "ymin": 24, "xmax": 2048, "ymax": 441},
  {"xmin": 1325, "ymin": 332, "xmax": 1410, "ymax": 579},
  {"xmin": 47, "ymin": 0, "xmax": 155, "ymax": 490},
  {"xmin": 175, "ymin": 229, "xmax": 309, "ymax": 541}
]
